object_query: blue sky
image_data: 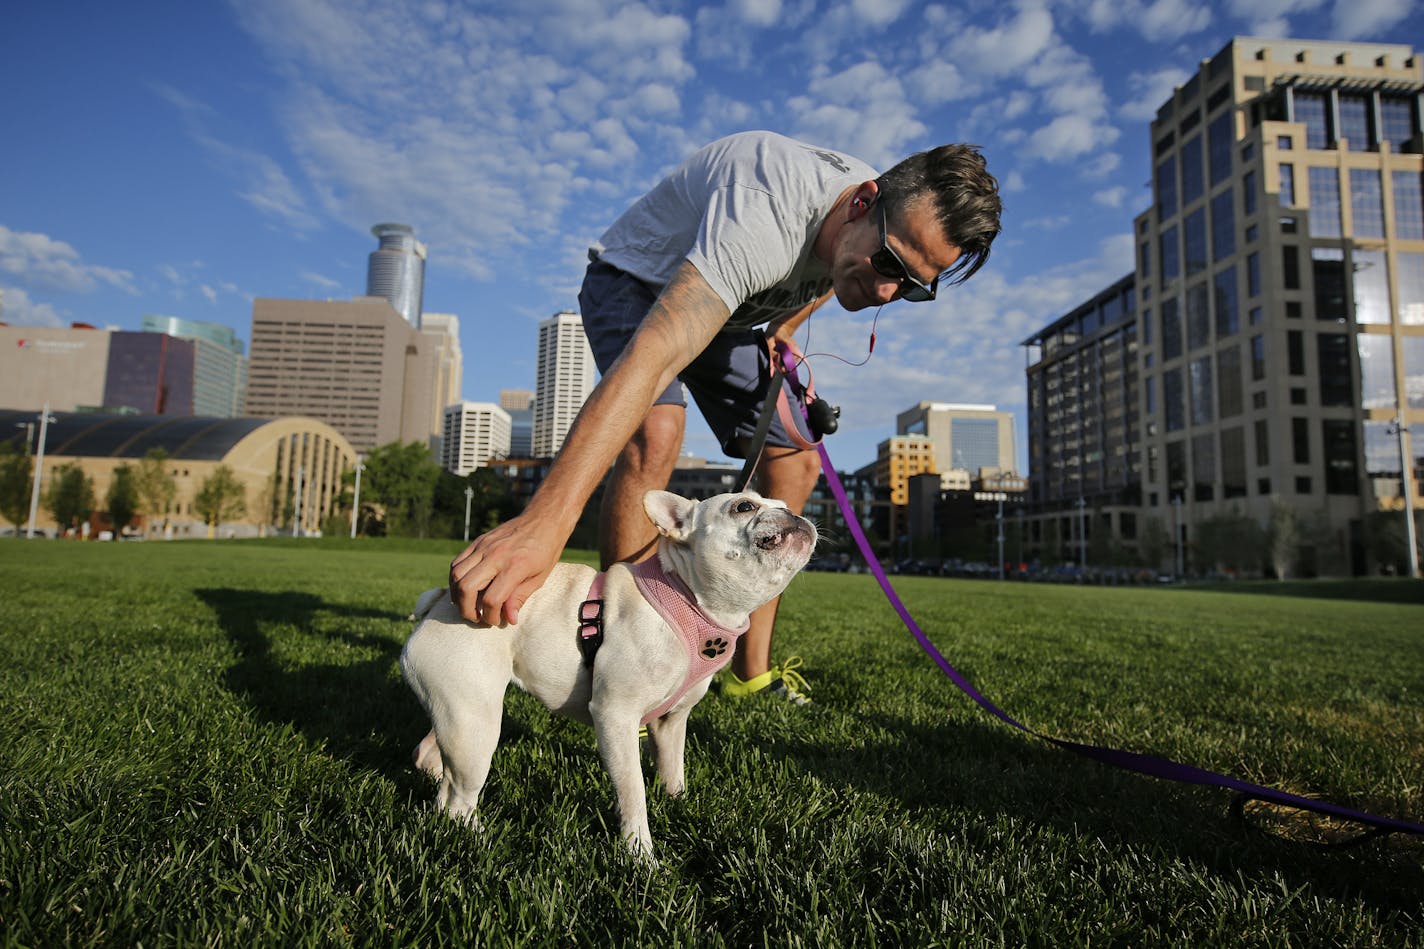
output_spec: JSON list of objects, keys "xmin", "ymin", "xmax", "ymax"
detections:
[{"xmin": 4, "ymin": 0, "xmax": 1421, "ymax": 473}]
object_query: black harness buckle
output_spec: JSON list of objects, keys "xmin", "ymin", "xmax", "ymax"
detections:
[{"xmin": 577, "ymin": 598, "xmax": 604, "ymax": 668}]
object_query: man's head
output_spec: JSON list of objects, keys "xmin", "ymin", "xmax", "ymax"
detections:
[{"xmin": 828, "ymin": 144, "xmax": 1002, "ymax": 311}]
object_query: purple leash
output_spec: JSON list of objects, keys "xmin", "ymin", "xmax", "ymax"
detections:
[{"xmin": 773, "ymin": 345, "xmax": 1423, "ymax": 840}]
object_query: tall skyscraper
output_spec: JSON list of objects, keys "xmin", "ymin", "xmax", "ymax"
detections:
[
  {"xmin": 896, "ymin": 402, "xmax": 1018, "ymax": 478},
  {"xmin": 499, "ymin": 388, "xmax": 535, "ymax": 457},
  {"xmin": 441, "ymin": 401, "xmax": 512, "ymax": 475},
  {"xmin": 141, "ymin": 315, "xmax": 247, "ymax": 417},
  {"xmin": 532, "ymin": 311, "xmax": 595, "ymax": 458},
  {"xmin": 418, "ymin": 312, "xmax": 465, "ymax": 453},
  {"xmin": 366, "ymin": 223, "xmax": 427, "ymax": 329},
  {"xmin": 244, "ymin": 296, "xmax": 450, "ymax": 454},
  {"xmin": 1025, "ymin": 36, "xmax": 1424, "ymax": 574}
]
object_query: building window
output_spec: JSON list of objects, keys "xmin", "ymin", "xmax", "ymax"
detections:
[
  {"xmin": 1393, "ymin": 172, "xmax": 1423, "ymax": 240},
  {"xmin": 1337, "ymin": 95, "xmax": 1372, "ymax": 151},
  {"xmin": 1242, "ymin": 141, "xmax": 1256, "ymax": 163},
  {"xmin": 1185, "ymin": 208, "xmax": 1208, "ymax": 275},
  {"xmin": 1251, "ymin": 334, "xmax": 1266, "ymax": 381},
  {"xmin": 1381, "ymin": 97, "xmax": 1416, "ymax": 152},
  {"xmin": 1286, "ymin": 300, "xmax": 1303, "ymax": 318},
  {"xmin": 1322, "ymin": 420, "xmax": 1359, "ymax": 495},
  {"xmin": 1164, "ymin": 367, "xmax": 1185, "ymax": 431},
  {"xmin": 1283, "ymin": 245, "xmax": 1301, "ymax": 289},
  {"xmin": 1349, "ymin": 168, "xmax": 1385, "ymax": 238},
  {"xmin": 1405, "ymin": 337, "xmax": 1424, "ymax": 408},
  {"xmin": 1190, "ymin": 355, "xmax": 1214, "ymax": 425},
  {"xmin": 1400, "ymin": 253, "xmax": 1424, "ymax": 325},
  {"xmin": 1222, "ymin": 427, "xmax": 1248, "ymax": 498},
  {"xmin": 1246, "ymin": 223, "xmax": 1259, "ymax": 243},
  {"xmin": 1253, "ymin": 391, "xmax": 1267, "ymax": 409},
  {"xmin": 1182, "ymin": 135, "xmax": 1204, "ymax": 205},
  {"xmin": 1193, "ymin": 432, "xmax": 1216, "ymax": 501},
  {"xmin": 1295, "ymin": 92, "xmax": 1330, "ymax": 149},
  {"xmin": 1279, "ymin": 164, "xmax": 1296, "ymax": 206},
  {"xmin": 1278, "ymin": 135, "xmax": 1293, "ymax": 150},
  {"xmin": 1311, "ymin": 247, "xmax": 1347, "ymax": 323},
  {"xmin": 1161, "ymin": 297, "xmax": 1182, "ymax": 360},
  {"xmin": 1187, "ymin": 283, "xmax": 1210, "ymax": 350},
  {"xmin": 1247, "ymin": 251, "xmax": 1261, "ymax": 297},
  {"xmin": 1317, "ymin": 333, "xmax": 1352, "ymax": 407},
  {"xmin": 1211, "ymin": 190, "xmax": 1235, "ymax": 261},
  {"xmin": 1249, "ymin": 305, "xmax": 1263, "ymax": 326},
  {"xmin": 1358, "ymin": 334, "xmax": 1397, "ymax": 410},
  {"xmin": 1139, "ymin": 241, "xmax": 1152, "ymax": 277},
  {"xmin": 1218, "ymin": 345, "xmax": 1243, "ymax": 418},
  {"xmin": 1292, "ymin": 417, "xmax": 1310, "ymax": 464},
  {"xmin": 1156, "ymin": 155, "xmax": 1178, "ymax": 219},
  {"xmin": 1364, "ymin": 420, "xmax": 1403, "ymax": 498},
  {"xmin": 1214, "ymin": 266, "xmax": 1239, "ymax": 338},
  {"xmin": 1146, "ymin": 374, "xmax": 1157, "ymax": 414},
  {"xmin": 1308, "ymin": 167, "xmax": 1342, "ymax": 237},
  {"xmin": 1161, "ymin": 225, "xmax": 1181, "ymax": 281},
  {"xmin": 1255, "ymin": 418, "xmax": 1270, "ymax": 466},
  {"xmin": 1167, "ymin": 440, "xmax": 1187, "ymax": 496},
  {"xmin": 1295, "ymin": 476, "xmax": 1313, "ymax": 493},
  {"xmin": 1243, "ymin": 170, "xmax": 1258, "ymax": 216},
  {"xmin": 1354, "ymin": 249, "xmax": 1390, "ymax": 325},
  {"xmin": 1209, "ymin": 111, "xmax": 1234, "ymax": 185},
  {"xmin": 1288, "ymin": 330, "xmax": 1305, "ymax": 375}
]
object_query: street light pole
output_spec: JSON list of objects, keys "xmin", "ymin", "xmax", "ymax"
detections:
[
  {"xmin": 350, "ymin": 455, "xmax": 365, "ymax": 540},
  {"xmin": 1172, "ymin": 494, "xmax": 1183, "ymax": 579},
  {"xmin": 1390, "ymin": 417, "xmax": 1419, "ymax": 578},
  {"xmin": 25, "ymin": 403, "xmax": 56, "ymax": 539},
  {"xmin": 996, "ymin": 494, "xmax": 1005, "ymax": 580},
  {"xmin": 464, "ymin": 485, "xmax": 475, "ymax": 543},
  {"xmin": 1076, "ymin": 496, "xmax": 1087, "ymax": 572}
]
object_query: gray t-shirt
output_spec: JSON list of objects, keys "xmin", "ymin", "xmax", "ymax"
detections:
[{"xmin": 591, "ymin": 131, "xmax": 876, "ymax": 330}]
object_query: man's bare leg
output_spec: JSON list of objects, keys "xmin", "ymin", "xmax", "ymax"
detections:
[
  {"xmin": 599, "ymin": 404, "xmax": 686, "ymax": 569},
  {"xmin": 731, "ymin": 445, "xmax": 822, "ymax": 681}
]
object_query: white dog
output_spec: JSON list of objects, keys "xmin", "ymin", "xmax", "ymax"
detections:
[{"xmin": 401, "ymin": 489, "xmax": 816, "ymax": 860}]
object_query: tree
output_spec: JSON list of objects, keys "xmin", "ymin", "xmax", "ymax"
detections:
[
  {"xmin": 1194, "ymin": 506, "xmax": 1266, "ymax": 576},
  {"xmin": 194, "ymin": 465, "xmax": 247, "ymax": 537},
  {"xmin": 44, "ymin": 463, "xmax": 95, "ymax": 535},
  {"xmin": 1138, "ymin": 515, "xmax": 1169, "ymax": 571},
  {"xmin": 105, "ymin": 464, "xmax": 138, "ymax": 536},
  {"xmin": 134, "ymin": 448, "xmax": 177, "ymax": 535},
  {"xmin": 1268, "ymin": 497, "xmax": 1299, "ymax": 580},
  {"xmin": 363, "ymin": 441, "xmax": 441, "ymax": 538},
  {"xmin": 432, "ymin": 466, "xmax": 517, "ymax": 539},
  {"xmin": 0, "ymin": 444, "xmax": 32, "ymax": 529}
]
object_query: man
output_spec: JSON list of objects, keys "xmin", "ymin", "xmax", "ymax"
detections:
[{"xmin": 451, "ymin": 130, "xmax": 1001, "ymax": 704}]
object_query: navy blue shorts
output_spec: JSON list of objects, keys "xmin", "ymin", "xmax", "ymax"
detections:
[{"xmin": 578, "ymin": 259, "xmax": 817, "ymax": 460}]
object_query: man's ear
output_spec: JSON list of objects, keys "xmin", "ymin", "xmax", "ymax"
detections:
[{"xmin": 643, "ymin": 490, "xmax": 697, "ymax": 541}]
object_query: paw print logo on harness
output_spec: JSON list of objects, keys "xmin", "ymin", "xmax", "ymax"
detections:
[{"xmin": 701, "ymin": 637, "xmax": 729, "ymax": 659}]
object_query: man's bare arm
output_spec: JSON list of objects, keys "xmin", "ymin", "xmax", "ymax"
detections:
[{"xmin": 450, "ymin": 261, "xmax": 731, "ymax": 626}]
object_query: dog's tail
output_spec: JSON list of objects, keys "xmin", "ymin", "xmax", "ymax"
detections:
[{"xmin": 408, "ymin": 587, "xmax": 446, "ymax": 623}]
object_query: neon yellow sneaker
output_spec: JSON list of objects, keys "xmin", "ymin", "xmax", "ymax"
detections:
[{"xmin": 719, "ymin": 656, "xmax": 812, "ymax": 705}]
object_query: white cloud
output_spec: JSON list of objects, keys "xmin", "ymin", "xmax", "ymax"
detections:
[
  {"xmin": 850, "ymin": 0, "xmax": 913, "ymax": 27},
  {"xmin": 302, "ymin": 271, "xmax": 342, "ymax": 291},
  {"xmin": 1076, "ymin": 0, "xmax": 1213, "ymax": 42},
  {"xmin": 1119, "ymin": 67, "xmax": 1191, "ymax": 121},
  {"xmin": 946, "ymin": 6, "xmax": 1056, "ymax": 78},
  {"xmin": 787, "ymin": 61, "xmax": 927, "ymax": 166},
  {"xmin": 1093, "ymin": 186, "xmax": 1128, "ymax": 208},
  {"xmin": 1331, "ymin": 0, "xmax": 1415, "ymax": 39},
  {"xmin": 729, "ymin": 0, "xmax": 781, "ymax": 25},
  {"xmin": 1222, "ymin": 0, "xmax": 1325, "ymax": 36},
  {"xmin": 0, "ymin": 225, "xmax": 134, "ymax": 295},
  {"xmin": 0, "ymin": 286, "xmax": 66, "ymax": 327}
]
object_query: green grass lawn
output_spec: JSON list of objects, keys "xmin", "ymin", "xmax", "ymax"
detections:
[{"xmin": 1, "ymin": 538, "xmax": 1421, "ymax": 946}]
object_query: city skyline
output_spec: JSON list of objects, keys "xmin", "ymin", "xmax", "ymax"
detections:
[{"xmin": 4, "ymin": 1, "xmax": 1421, "ymax": 472}]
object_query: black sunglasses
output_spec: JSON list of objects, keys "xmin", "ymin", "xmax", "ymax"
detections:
[{"xmin": 871, "ymin": 201, "xmax": 938, "ymax": 302}]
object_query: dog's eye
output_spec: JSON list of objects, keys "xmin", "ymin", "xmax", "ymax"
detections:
[{"xmin": 733, "ymin": 500, "xmax": 757, "ymax": 514}]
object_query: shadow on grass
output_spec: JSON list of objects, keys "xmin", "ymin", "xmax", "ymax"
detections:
[
  {"xmin": 751, "ymin": 707, "xmax": 1424, "ymax": 912},
  {"xmin": 196, "ymin": 587, "xmax": 434, "ymax": 788}
]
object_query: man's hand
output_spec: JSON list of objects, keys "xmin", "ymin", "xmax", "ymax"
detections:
[{"xmin": 449, "ymin": 513, "xmax": 564, "ymax": 626}]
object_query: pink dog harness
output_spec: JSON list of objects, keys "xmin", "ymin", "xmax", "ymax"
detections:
[{"xmin": 578, "ymin": 558, "xmax": 749, "ymax": 726}]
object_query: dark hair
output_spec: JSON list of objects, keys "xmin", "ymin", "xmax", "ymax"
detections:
[{"xmin": 875, "ymin": 144, "xmax": 1002, "ymax": 286}]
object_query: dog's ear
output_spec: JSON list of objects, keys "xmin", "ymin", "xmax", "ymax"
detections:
[{"xmin": 643, "ymin": 490, "xmax": 697, "ymax": 541}]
